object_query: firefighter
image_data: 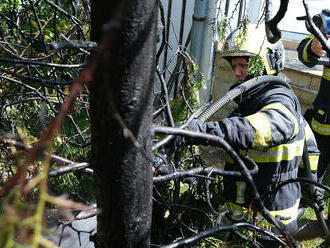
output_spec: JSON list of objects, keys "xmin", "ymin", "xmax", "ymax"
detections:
[
  {"xmin": 167, "ymin": 23, "xmax": 319, "ymax": 247},
  {"xmin": 297, "ymin": 33, "xmax": 330, "ymax": 185}
]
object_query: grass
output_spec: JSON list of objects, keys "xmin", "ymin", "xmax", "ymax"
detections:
[
  {"xmin": 298, "ymin": 169, "xmax": 330, "ymax": 248},
  {"xmin": 211, "ymin": 169, "xmax": 330, "ymax": 248}
]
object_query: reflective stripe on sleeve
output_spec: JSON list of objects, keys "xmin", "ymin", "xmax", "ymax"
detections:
[
  {"xmin": 261, "ymin": 103, "xmax": 299, "ymax": 138},
  {"xmin": 323, "ymin": 67, "xmax": 330, "ymax": 81},
  {"xmin": 245, "ymin": 112, "xmax": 272, "ymax": 148},
  {"xmin": 311, "ymin": 118, "xmax": 330, "ymax": 135},
  {"xmin": 302, "ymin": 35, "xmax": 314, "ymax": 63},
  {"xmin": 304, "ymin": 123, "xmax": 313, "ymax": 140}
]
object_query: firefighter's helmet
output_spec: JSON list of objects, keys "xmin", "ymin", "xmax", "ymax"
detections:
[{"xmin": 220, "ymin": 23, "xmax": 285, "ymax": 75}]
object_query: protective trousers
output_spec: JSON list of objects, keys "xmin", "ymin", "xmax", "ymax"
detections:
[
  {"xmin": 257, "ymin": 220, "xmax": 298, "ymax": 248},
  {"xmin": 310, "ymin": 108, "xmax": 330, "ymax": 183},
  {"xmin": 314, "ymin": 131, "xmax": 330, "ymax": 183}
]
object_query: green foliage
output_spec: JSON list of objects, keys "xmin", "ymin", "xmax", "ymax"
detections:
[
  {"xmin": 0, "ymin": 188, "xmax": 36, "ymax": 247},
  {"xmin": 247, "ymin": 55, "xmax": 265, "ymax": 77},
  {"xmin": 152, "ymin": 151, "xmax": 227, "ymax": 246},
  {"xmin": 169, "ymin": 52, "xmax": 204, "ymax": 124},
  {"xmin": 217, "ymin": 16, "xmax": 228, "ymax": 42},
  {"xmin": 49, "ymin": 171, "xmax": 95, "ymax": 203},
  {"xmin": 234, "ymin": 18, "xmax": 249, "ymax": 48},
  {"xmin": 0, "ymin": 1, "xmax": 92, "ymax": 246}
]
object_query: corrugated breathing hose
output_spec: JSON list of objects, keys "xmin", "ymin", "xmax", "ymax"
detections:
[{"xmin": 196, "ymin": 74, "xmax": 291, "ymax": 121}]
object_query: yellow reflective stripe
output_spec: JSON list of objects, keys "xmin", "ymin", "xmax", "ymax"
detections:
[
  {"xmin": 269, "ymin": 199, "xmax": 300, "ymax": 224},
  {"xmin": 226, "ymin": 139, "xmax": 304, "ymax": 163},
  {"xmin": 302, "ymin": 35, "xmax": 314, "ymax": 63},
  {"xmin": 318, "ymin": 109, "xmax": 325, "ymax": 115},
  {"xmin": 236, "ymin": 182, "xmax": 246, "ymax": 204},
  {"xmin": 261, "ymin": 103, "xmax": 299, "ymax": 138},
  {"xmin": 227, "ymin": 199, "xmax": 300, "ymax": 226},
  {"xmin": 298, "ymin": 155, "xmax": 319, "ymax": 170},
  {"xmin": 309, "ymin": 155, "xmax": 319, "ymax": 170},
  {"xmin": 246, "ymin": 112, "xmax": 272, "ymax": 148},
  {"xmin": 247, "ymin": 139, "xmax": 304, "ymax": 163},
  {"xmin": 311, "ymin": 118, "xmax": 330, "ymax": 135},
  {"xmin": 262, "ymin": 53, "xmax": 271, "ymax": 74},
  {"xmin": 304, "ymin": 123, "xmax": 313, "ymax": 140},
  {"xmin": 259, "ymin": 199, "xmax": 300, "ymax": 226},
  {"xmin": 323, "ymin": 67, "xmax": 330, "ymax": 81}
]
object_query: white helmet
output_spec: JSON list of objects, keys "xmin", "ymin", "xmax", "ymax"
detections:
[{"xmin": 220, "ymin": 23, "xmax": 285, "ymax": 75}]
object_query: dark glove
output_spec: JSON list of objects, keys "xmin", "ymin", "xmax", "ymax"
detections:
[
  {"xmin": 153, "ymin": 152, "xmax": 168, "ymax": 171},
  {"xmin": 301, "ymin": 183, "xmax": 325, "ymax": 209},
  {"xmin": 187, "ymin": 118, "xmax": 205, "ymax": 132},
  {"xmin": 152, "ymin": 150, "xmax": 195, "ymax": 185},
  {"xmin": 314, "ymin": 186, "xmax": 325, "ymax": 206},
  {"xmin": 152, "ymin": 151, "xmax": 176, "ymax": 176},
  {"xmin": 186, "ymin": 119, "xmax": 224, "ymax": 146}
]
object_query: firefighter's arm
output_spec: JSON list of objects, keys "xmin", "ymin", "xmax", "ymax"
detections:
[
  {"xmin": 221, "ymin": 102, "xmax": 298, "ymax": 150},
  {"xmin": 186, "ymin": 102, "xmax": 298, "ymax": 150},
  {"xmin": 311, "ymin": 37, "xmax": 326, "ymax": 57},
  {"xmin": 297, "ymin": 35, "xmax": 320, "ymax": 67}
]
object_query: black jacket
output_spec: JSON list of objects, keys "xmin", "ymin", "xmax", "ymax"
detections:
[
  {"xmin": 297, "ymin": 35, "xmax": 330, "ymax": 113},
  {"xmin": 194, "ymin": 80, "xmax": 319, "ymax": 225}
]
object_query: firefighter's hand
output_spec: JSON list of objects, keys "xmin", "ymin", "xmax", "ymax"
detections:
[
  {"xmin": 186, "ymin": 119, "xmax": 224, "ymax": 146},
  {"xmin": 152, "ymin": 152, "xmax": 175, "ymax": 175},
  {"xmin": 311, "ymin": 36, "xmax": 329, "ymax": 57},
  {"xmin": 187, "ymin": 118, "xmax": 205, "ymax": 132},
  {"xmin": 314, "ymin": 186, "xmax": 325, "ymax": 206},
  {"xmin": 165, "ymin": 119, "xmax": 217, "ymax": 152},
  {"xmin": 153, "ymin": 152, "xmax": 168, "ymax": 171}
]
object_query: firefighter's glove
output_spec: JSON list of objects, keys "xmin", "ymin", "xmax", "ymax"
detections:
[
  {"xmin": 186, "ymin": 119, "xmax": 225, "ymax": 146},
  {"xmin": 187, "ymin": 118, "xmax": 205, "ymax": 132},
  {"xmin": 153, "ymin": 152, "xmax": 168, "ymax": 171},
  {"xmin": 152, "ymin": 151, "xmax": 177, "ymax": 175},
  {"xmin": 165, "ymin": 119, "xmax": 225, "ymax": 154},
  {"xmin": 314, "ymin": 186, "xmax": 325, "ymax": 206}
]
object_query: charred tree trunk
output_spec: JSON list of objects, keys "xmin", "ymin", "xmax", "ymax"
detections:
[{"xmin": 89, "ymin": 0, "xmax": 157, "ymax": 247}]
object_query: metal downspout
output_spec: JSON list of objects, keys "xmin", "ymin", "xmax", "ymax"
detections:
[
  {"xmin": 190, "ymin": 0, "xmax": 207, "ymax": 65},
  {"xmin": 200, "ymin": 0, "xmax": 219, "ymax": 104},
  {"xmin": 191, "ymin": 0, "xmax": 219, "ymax": 105}
]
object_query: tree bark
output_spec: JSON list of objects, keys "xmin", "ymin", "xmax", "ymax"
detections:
[{"xmin": 89, "ymin": 0, "xmax": 157, "ymax": 247}]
